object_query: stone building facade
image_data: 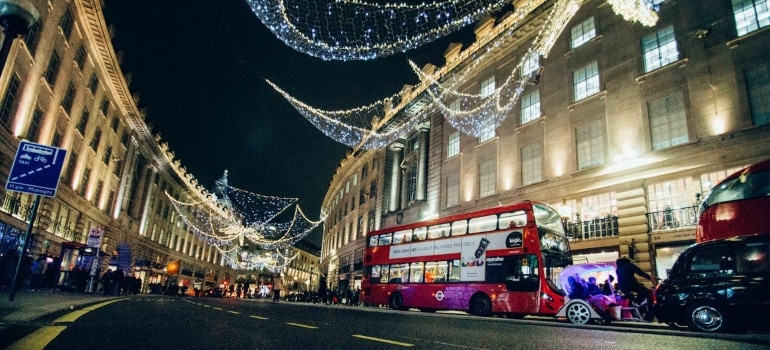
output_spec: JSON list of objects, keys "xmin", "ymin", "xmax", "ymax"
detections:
[{"xmin": 320, "ymin": 0, "xmax": 770, "ymax": 291}]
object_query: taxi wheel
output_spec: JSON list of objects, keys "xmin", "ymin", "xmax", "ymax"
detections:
[
  {"xmin": 566, "ymin": 302, "xmax": 592, "ymax": 325},
  {"xmin": 389, "ymin": 292, "xmax": 406, "ymax": 311},
  {"xmin": 686, "ymin": 302, "xmax": 728, "ymax": 333}
]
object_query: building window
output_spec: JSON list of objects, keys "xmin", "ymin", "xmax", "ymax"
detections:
[
  {"xmin": 24, "ymin": 22, "xmax": 41, "ymax": 55},
  {"xmin": 79, "ymin": 167, "xmax": 91, "ymax": 196},
  {"xmin": 447, "ymin": 131, "xmax": 460, "ymax": 158},
  {"xmin": 0, "ymin": 75, "xmax": 21, "ymax": 126},
  {"xmin": 103, "ymin": 146, "xmax": 112, "ymax": 165},
  {"xmin": 361, "ymin": 164, "xmax": 368, "ymax": 179},
  {"xmin": 580, "ymin": 192, "xmax": 618, "ymax": 221},
  {"xmin": 647, "ymin": 177, "xmax": 699, "ymax": 228},
  {"xmin": 521, "ymin": 51, "xmax": 540, "ymax": 76},
  {"xmin": 571, "ymin": 17, "xmax": 596, "ymax": 49},
  {"xmin": 52, "ymin": 129, "xmax": 63, "ymax": 147},
  {"xmin": 406, "ymin": 163, "xmax": 417, "ymax": 203},
  {"xmin": 479, "ymin": 121, "xmax": 495, "ymax": 143},
  {"xmin": 574, "ymin": 61, "xmax": 600, "ymax": 101},
  {"xmin": 369, "ymin": 180, "xmax": 377, "ymax": 198},
  {"xmin": 60, "ymin": 8, "xmax": 74, "ymax": 40},
  {"xmin": 521, "ymin": 143, "xmax": 542, "ymax": 186},
  {"xmin": 75, "ymin": 46, "xmax": 87, "ymax": 69},
  {"xmin": 27, "ymin": 108, "xmax": 44, "ymax": 141},
  {"xmin": 76, "ymin": 109, "xmax": 89, "ymax": 134},
  {"xmin": 521, "ymin": 90, "xmax": 541, "ymax": 125},
  {"xmin": 479, "ymin": 160, "xmax": 496, "ymax": 198},
  {"xmin": 90, "ymin": 128, "xmax": 102, "ymax": 151},
  {"xmin": 576, "ymin": 121, "xmax": 605, "ymax": 170},
  {"xmin": 100, "ymin": 99, "xmax": 110, "ymax": 116},
  {"xmin": 642, "ymin": 25, "xmax": 678, "ymax": 73},
  {"xmin": 745, "ymin": 62, "xmax": 770, "ymax": 126},
  {"xmin": 648, "ymin": 92, "xmax": 688, "ymax": 150},
  {"xmin": 64, "ymin": 151, "xmax": 78, "ymax": 184},
  {"xmin": 446, "ymin": 173, "xmax": 460, "ymax": 208},
  {"xmin": 62, "ymin": 83, "xmax": 76, "ymax": 114},
  {"xmin": 480, "ymin": 75, "xmax": 495, "ymax": 99},
  {"xmin": 88, "ymin": 74, "xmax": 98, "ymax": 94},
  {"xmin": 733, "ymin": 0, "xmax": 770, "ymax": 36},
  {"xmin": 44, "ymin": 52, "xmax": 61, "ymax": 85}
]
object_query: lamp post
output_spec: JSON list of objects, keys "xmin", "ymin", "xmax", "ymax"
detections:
[{"xmin": 0, "ymin": 0, "xmax": 38, "ymax": 72}]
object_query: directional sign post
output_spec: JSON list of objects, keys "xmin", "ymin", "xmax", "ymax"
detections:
[{"xmin": 5, "ymin": 141, "xmax": 67, "ymax": 301}]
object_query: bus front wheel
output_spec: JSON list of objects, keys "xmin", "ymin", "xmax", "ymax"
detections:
[
  {"xmin": 469, "ymin": 294, "xmax": 492, "ymax": 317},
  {"xmin": 389, "ymin": 292, "xmax": 406, "ymax": 311}
]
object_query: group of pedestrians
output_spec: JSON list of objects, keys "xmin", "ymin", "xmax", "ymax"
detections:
[
  {"xmin": 99, "ymin": 267, "xmax": 141, "ymax": 296},
  {"xmin": 1, "ymin": 250, "xmax": 62, "ymax": 293}
]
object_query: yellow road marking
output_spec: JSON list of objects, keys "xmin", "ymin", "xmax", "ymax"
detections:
[
  {"xmin": 83, "ymin": 299, "xmax": 125, "ymax": 311},
  {"xmin": 213, "ymin": 307, "xmax": 223, "ymax": 310},
  {"xmin": 53, "ymin": 310, "xmax": 88, "ymax": 323},
  {"xmin": 249, "ymin": 315, "xmax": 268, "ymax": 320},
  {"xmin": 286, "ymin": 322, "xmax": 318, "ymax": 329},
  {"xmin": 228, "ymin": 310, "xmax": 241, "ymax": 314},
  {"xmin": 203, "ymin": 305, "xmax": 211, "ymax": 308},
  {"xmin": 352, "ymin": 334, "xmax": 414, "ymax": 347},
  {"xmin": 6, "ymin": 326, "xmax": 67, "ymax": 350}
]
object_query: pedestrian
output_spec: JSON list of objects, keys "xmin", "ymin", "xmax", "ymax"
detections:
[
  {"xmin": 113, "ymin": 267, "xmax": 125, "ymax": 295},
  {"xmin": 100, "ymin": 269, "xmax": 113, "ymax": 296},
  {"xmin": 44, "ymin": 258, "xmax": 61, "ymax": 290},
  {"xmin": 272, "ymin": 274, "xmax": 284, "ymax": 302},
  {"xmin": 0, "ymin": 249, "xmax": 20, "ymax": 291},
  {"xmin": 317, "ymin": 277, "xmax": 327, "ymax": 304},
  {"xmin": 29, "ymin": 256, "xmax": 47, "ymax": 291}
]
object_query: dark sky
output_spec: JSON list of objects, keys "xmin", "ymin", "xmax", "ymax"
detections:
[{"xmin": 102, "ymin": 0, "xmax": 475, "ymax": 245}]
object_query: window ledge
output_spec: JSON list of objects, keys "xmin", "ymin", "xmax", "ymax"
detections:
[
  {"xmin": 726, "ymin": 26, "xmax": 770, "ymax": 49},
  {"xmin": 635, "ymin": 58, "xmax": 688, "ymax": 84},
  {"xmin": 475, "ymin": 136, "xmax": 499, "ymax": 149},
  {"xmin": 516, "ymin": 116, "xmax": 546, "ymax": 133},
  {"xmin": 568, "ymin": 91, "xmax": 606, "ymax": 111}
]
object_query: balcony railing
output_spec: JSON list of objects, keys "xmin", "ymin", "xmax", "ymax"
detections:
[
  {"xmin": 564, "ymin": 215, "xmax": 619, "ymax": 241},
  {"xmin": 0, "ymin": 191, "xmax": 33, "ymax": 220},
  {"xmin": 646, "ymin": 206, "xmax": 698, "ymax": 232}
]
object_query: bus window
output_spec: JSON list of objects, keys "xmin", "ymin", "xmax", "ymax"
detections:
[
  {"xmin": 468, "ymin": 214, "xmax": 498, "ymax": 233},
  {"xmin": 448, "ymin": 259, "xmax": 461, "ymax": 282},
  {"xmin": 393, "ymin": 229, "xmax": 412, "ymax": 244},
  {"xmin": 424, "ymin": 261, "xmax": 448, "ymax": 283},
  {"xmin": 501, "ymin": 255, "xmax": 540, "ymax": 292},
  {"xmin": 380, "ymin": 265, "xmax": 390, "ymax": 283},
  {"xmin": 370, "ymin": 265, "xmax": 381, "ymax": 283},
  {"xmin": 428, "ymin": 223, "xmax": 450, "ymax": 239},
  {"xmin": 410, "ymin": 262, "xmax": 424, "ymax": 283},
  {"xmin": 368, "ymin": 235, "xmax": 379, "ymax": 247},
  {"xmin": 391, "ymin": 263, "xmax": 409, "ymax": 283},
  {"xmin": 413, "ymin": 227, "xmax": 427, "ymax": 241},
  {"xmin": 452, "ymin": 220, "xmax": 468, "ymax": 236},
  {"xmin": 500, "ymin": 211, "xmax": 527, "ymax": 228},
  {"xmin": 378, "ymin": 233, "xmax": 392, "ymax": 246}
]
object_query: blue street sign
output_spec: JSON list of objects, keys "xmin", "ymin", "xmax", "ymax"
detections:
[{"xmin": 5, "ymin": 141, "xmax": 67, "ymax": 197}]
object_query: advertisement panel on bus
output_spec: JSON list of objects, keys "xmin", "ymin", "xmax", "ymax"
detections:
[{"xmin": 696, "ymin": 158, "xmax": 770, "ymax": 242}]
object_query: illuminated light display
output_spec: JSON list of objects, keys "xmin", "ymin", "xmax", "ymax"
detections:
[
  {"xmin": 246, "ymin": 0, "xmax": 511, "ymax": 61},
  {"xmin": 264, "ymin": 0, "xmax": 659, "ymax": 144},
  {"xmin": 166, "ymin": 181, "xmax": 323, "ymax": 270}
]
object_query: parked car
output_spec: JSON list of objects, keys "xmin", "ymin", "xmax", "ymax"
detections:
[{"xmin": 654, "ymin": 234, "xmax": 770, "ymax": 333}]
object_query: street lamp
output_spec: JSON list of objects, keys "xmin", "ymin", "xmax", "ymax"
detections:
[{"xmin": 0, "ymin": 0, "xmax": 39, "ymax": 70}]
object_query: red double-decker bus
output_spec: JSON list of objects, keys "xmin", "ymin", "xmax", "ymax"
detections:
[{"xmin": 361, "ymin": 201, "xmax": 572, "ymax": 317}]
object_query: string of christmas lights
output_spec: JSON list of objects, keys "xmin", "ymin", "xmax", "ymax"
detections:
[
  {"xmin": 266, "ymin": 0, "xmax": 659, "ymax": 144},
  {"xmin": 246, "ymin": 0, "xmax": 511, "ymax": 61}
]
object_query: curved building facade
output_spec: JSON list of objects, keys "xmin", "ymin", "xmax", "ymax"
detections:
[
  {"xmin": 320, "ymin": 0, "xmax": 770, "ymax": 293},
  {"xmin": 0, "ymin": 0, "xmax": 232, "ymax": 292}
]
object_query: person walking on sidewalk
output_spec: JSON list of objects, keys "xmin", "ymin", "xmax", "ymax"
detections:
[{"xmin": 272, "ymin": 275, "xmax": 284, "ymax": 302}]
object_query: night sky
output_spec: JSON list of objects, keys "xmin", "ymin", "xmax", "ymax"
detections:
[{"xmin": 102, "ymin": 0, "xmax": 476, "ymax": 245}]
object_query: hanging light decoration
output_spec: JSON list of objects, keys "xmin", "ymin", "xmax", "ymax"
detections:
[
  {"xmin": 166, "ymin": 180, "xmax": 324, "ymax": 270},
  {"xmin": 246, "ymin": 0, "xmax": 512, "ymax": 61},
  {"xmin": 265, "ymin": 0, "xmax": 658, "ymax": 144}
]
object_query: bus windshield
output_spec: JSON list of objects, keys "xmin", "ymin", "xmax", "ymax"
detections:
[{"xmin": 699, "ymin": 168, "xmax": 770, "ymax": 216}]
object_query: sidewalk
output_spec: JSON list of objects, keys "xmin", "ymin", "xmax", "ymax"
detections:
[{"xmin": 0, "ymin": 289, "xmax": 115, "ymax": 322}]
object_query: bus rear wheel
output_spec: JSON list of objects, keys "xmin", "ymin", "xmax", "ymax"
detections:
[
  {"xmin": 469, "ymin": 294, "xmax": 492, "ymax": 317},
  {"xmin": 389, "ymin": 292, "xmax": 406, "ymax": 311}
]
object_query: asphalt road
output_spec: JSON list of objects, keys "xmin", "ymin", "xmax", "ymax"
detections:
[{"xmin": 3, "ymin": 296, "xmax": 770, "ymax": 349}]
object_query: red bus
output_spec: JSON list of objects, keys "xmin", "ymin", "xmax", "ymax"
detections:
[
  {"xmin": 361, "ymin": 201, "xmax": 572, "ymax": 317},
  {"xmin": 696, "ymin": 158, "xmax": 770, "ymax": 242}
]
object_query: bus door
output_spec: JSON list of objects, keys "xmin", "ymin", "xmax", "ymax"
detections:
[{"xmin": 487, "ymin": 254, "xmax": 540, "ymax": 314}]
